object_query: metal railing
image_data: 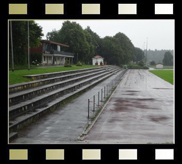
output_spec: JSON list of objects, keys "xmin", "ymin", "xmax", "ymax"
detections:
[
  {"xmin": 87, "ymin": 69, "xmax": 128, "ymax": 122},
  {"xmin": 52, "ymin": 50, "xmax": 74, "ymax": 57}
]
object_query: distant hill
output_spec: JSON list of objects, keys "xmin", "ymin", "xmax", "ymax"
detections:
[{"xmin": 145, "ymin": 49, "xmax": 173, "ymax": 64}]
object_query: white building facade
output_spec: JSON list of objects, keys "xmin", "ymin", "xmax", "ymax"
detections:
[
  {"xmin": 156, "ymin": 63, "xmax": 163, "ymax": 69},
  {"xmin": 92, "ymin": 55, "xmax": 104, "ymax": 65}
]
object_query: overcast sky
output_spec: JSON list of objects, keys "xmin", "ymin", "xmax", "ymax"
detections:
[{"xmin": 35, "ymin": 20, "xmax": 174, "ymax": 50}]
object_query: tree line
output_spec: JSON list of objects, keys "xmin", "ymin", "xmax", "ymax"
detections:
[
  {"xmin": 46, "ymin": 21, "xmax": 145, "ymax": 65},
  {"xmin": 146, "ymin": 49, "xmax": 173, "ymax": 65},
  {"xmin": 9, "ymin": 20, "xmax": 173, "ymax": 68}
]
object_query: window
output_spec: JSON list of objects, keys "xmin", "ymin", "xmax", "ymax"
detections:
[
  {"xmin": 57, "ymin": 45, "xmax": 61, "ymax": 51},
  {"xmin": 43, "ymin": 43, "xmax": 48, "ymax": 51}
]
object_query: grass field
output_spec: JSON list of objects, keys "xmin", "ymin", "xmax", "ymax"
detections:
[
  {"xmin": 149, "ymin": 70, "xmax": 174, "ymax": 85},
  {"xmin": 9, "ymin": 65, "xmax": 98, "ymax": 85}
]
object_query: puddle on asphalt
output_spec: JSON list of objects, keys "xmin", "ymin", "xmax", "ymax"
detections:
[
  {"xmin": 137, "ymin": 98, "xmax": 156, "ymax": 101},
  {"xmin": 126, "ymin": 90, "xmax": 139, "ymax": 92},
  {"xmin": 148, "ymin": 116, "xmax": 169, "ymax": 122},
  {"xmin": 122, "ymin": 93, "xmax": 136, "ymax": 95},
  {"xmin": 113, "ymin": 98, "xmax": 158, "ymax": 110},
  {"xmin": 114, "ymin": 98, "xmax": 156, "ymax": 104},
  {"xmin": 113, "ymin": 105, "xmax": 130, "ymax": 111}
]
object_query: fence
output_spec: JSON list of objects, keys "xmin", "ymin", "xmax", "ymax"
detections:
[{"xmin": 87, "ymin": 69, "xmax": 128, "ymax": 122}]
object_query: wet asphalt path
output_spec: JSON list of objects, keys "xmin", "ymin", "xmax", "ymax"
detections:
[
  {"xmin": 83, "ymin": 69, "xmax": 174, "ymax": 144},
  {"xmin": 11, "ymin": 71, "xmax": 122, "ymax": 144}
]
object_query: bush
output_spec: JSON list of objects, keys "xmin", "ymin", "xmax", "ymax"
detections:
[
  {"xmin": 76, "ymin": 61, "xmax": 82, "ymax": 66},
  {"xmin": 121, "ymin": 64, "xmax": 128, "ymax": 69},
  {"xmin": 127, "ymin": 64, "xmax": 148, "ymax": 69},
  {"xmin": 64, "ymin": 60, "xmax": 72, "ymax": 67},
  {"xmin": 150, "ymin": 60, "xmax": 156, "ymax": 65},
  {"xmin": 123, "ymin": 65, "xmax": 127, "ymax": 69},
  {"xmin": 138, "ymin": 61, "xmax": 144, "ymax": 67},
  {"xmin": 30, "ymin": 52, "xmax": 42, "ymax": 64}
]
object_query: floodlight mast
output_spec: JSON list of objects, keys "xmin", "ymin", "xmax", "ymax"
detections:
[
  {"xmin": 146, "ymin": 37, "xmax": 148, "ymax": 65},
  {"xmin": 10, "ymin": 21, "xmax": 14, "ymax": 72},
  {"xmin": 28, "ymin": 21, "xmax": 30, "ymax": 70}
]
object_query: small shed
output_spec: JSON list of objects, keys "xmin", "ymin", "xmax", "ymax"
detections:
[
  {"xmin": 92, "ymin": 55, "xmax": 104, "ymax": 65},
  {"xmin": 156, "ymin": 63, "xmax": 163, "ymax": 69}
]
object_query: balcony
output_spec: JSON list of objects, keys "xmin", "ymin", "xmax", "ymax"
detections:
[
  {"xmin": 53, "ymin": 50, "xmax": 74, "ymax": 57},
  {"xmin": 45, "ymin": 50, "xmax": 74, "ymax": 57}
]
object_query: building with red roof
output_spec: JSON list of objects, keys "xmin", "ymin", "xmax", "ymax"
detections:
[
  {"xmin": 30, "ymin": 40, "xmax": 74, "ymax": 65},
  {"xmin": 92, "ymin": 55, "xmax": 104, "ymax": 65}
]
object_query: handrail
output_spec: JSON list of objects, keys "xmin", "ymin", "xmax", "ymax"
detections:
[{"xmin": 52, "ymin": 50, "xmax": 74, "ymax": 57}]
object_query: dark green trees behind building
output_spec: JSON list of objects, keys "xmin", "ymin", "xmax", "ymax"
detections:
[
  {"xmin": 46, "ymin": 21, "xmax": 143, "ymax": 65},
  {"xmin": 47, "ymin": 21, "xmax": 93, "ymax": 64}
]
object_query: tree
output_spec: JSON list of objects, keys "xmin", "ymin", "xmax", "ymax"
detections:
[
  {"xmin": 100, "ymin": 32, "xmax": 136, "ymax": 66},
  {"xmin": 83, "ymin": 29, "xmax": 95, "ymax": 63},
  {"xmin": 46, "ymin": 22, "xmax": 137, "ymax": 66},
  {"xmin": 9, "ymin": 21, "xmax": 43, "ymax": 65},
  {"xmin": 163, "ymin": 51, "xmax": 173, "ymax": 66},
  {"xmin": 46, "ymin": 21, "xmax": 92, "ymax": 63},
  {"xmin": 29, "ymin": 21, "xmax": 43, "ymax": 48},
  {"xmin": 100, "ymin": 36, "xmax": 123, "ymax": 65},
  {"xmin": 138, "ymin": 61, "xmax": 144, "ymax": 67},
  {"xmin": 145, "ymin": 49, "xmax": 173, "ymax": 64},
  {"xmin": 84, "ymin": 26, "xmax": 102, "ymax": 55},
  {"xmin": 135, "ymin": 47, "xmax": 144, "ymax": 63},
  {"xmin": 46, "ymin": 29, "xmax": 59, "ymax": 41},
  {"xmin": 150, "ymin": 61, "xmax": 156, "ymax": 65},
  {"xmin": 114, "ymin": 32, "xmax": 135, "ymax": 64}
]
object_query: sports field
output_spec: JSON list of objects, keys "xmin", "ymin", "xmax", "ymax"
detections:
[{"xmin": 149, "ymin": 70, "xmax": 174, "ymax": 84}]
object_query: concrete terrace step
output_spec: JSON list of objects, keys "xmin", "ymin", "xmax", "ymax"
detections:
[
  {"xmin": 9, "ymin": 67, "xmax": 106, "ymax": 94},
  {"xmin": 24, "ymin": 66, "xmax": 107, "ymax": 80},
  {"xmin": 9, "ymin": 68, "xmax": 120, "ymax": 120},
  {"xmin": 9, "ymin": 69, "xmax": 121, "ymax": 133},
  {"xmin": 9, "ymin": 132, "xmax": 18, "ymax": 141},
  {"xmin": 9, "ymin": 69, "xmax": 107, "ymax": 106}
]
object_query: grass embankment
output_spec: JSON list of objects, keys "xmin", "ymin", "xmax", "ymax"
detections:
[
  {"xmin": 9, "ymin": 65, "xmax": 98, "ymax": 85},
  {"xmin": 149, "ymin": 70, "xmax": 174, "ymax": 85}
]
